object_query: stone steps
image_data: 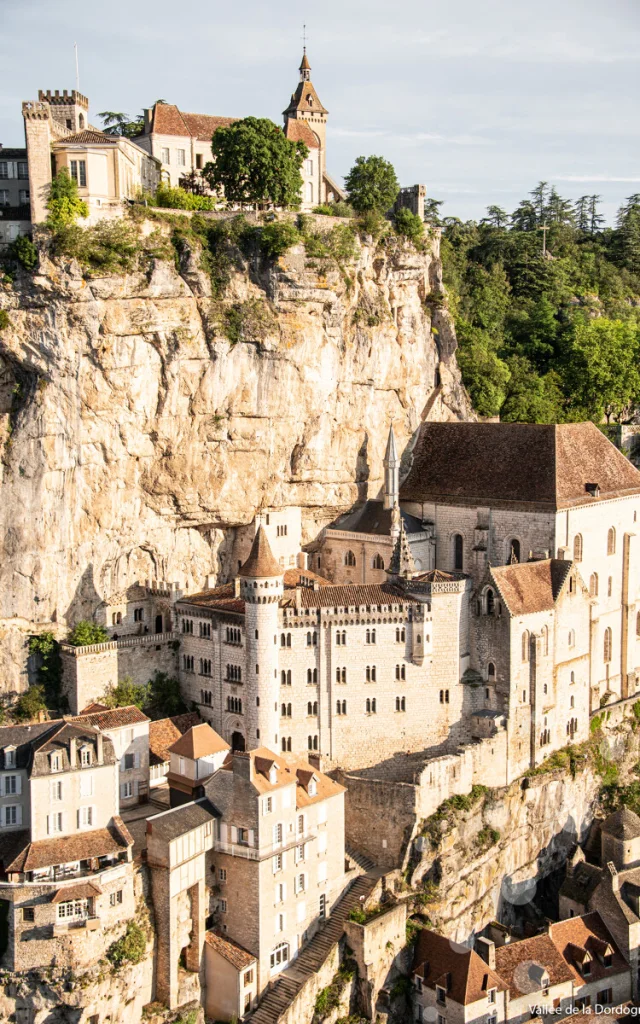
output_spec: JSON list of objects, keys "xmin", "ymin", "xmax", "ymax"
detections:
[
  {"xmin": 249, "ymin": 873, "xmax": 377, "ymax": 1024},
  {"xmin": 346, "ymin": 843, "xmax": 376, "ymax": 873}
]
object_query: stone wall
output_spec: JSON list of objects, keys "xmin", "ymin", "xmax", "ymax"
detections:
[
  {"xmin": 61, "ymin": 633, "xmax": 179, "ymax": 712},
  {"xmin": 344, "ymin": 901, "xmax": 408, "ymax": 1018}
]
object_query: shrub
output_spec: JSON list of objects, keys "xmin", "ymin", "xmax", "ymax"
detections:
[
  {"xmin": 106, "ymin": 921, "xmax": 146, "ymax": 968},
  {"xmin": 66, "ymin": 621, "xmax": 110, "ymax": 647},
  {"xmin": 51, "ymin": 220, "xmax": 140, "ymax": 274},
  {"xmin": 345, "ymin": 155, "xmax": 400, "ymax": 214},
  {"xmin": 219, "ymin": 298, "xmax": 278, "ymax": 347},
  {"xmin": 152, "ymin": 184, "xmax": 216, "ymax": 211},
  {"xmin": 260, "ymin": 221, "xmax": 300, "ymax": 259},
  {"xmin": 46, "ymin": 169, "xmax": 88, "ymax": 230},
  {"xmin": 355, "ymin": 210, "xmax": 385, "ymax": 240},
  {"xmin": 146, "ymin": 671, "xmax": 187, "ymax": 718},
  {"xmin": 12, "ymin": 685, "xmax": 47, "ymax": 722},
  {"xmin": 28, "ymin": 632, "xmax": 63, "ymax": 708},
  {"xmin": 394, "ymin": 208, "xmax": 425, "ymax": 247},
  {"xmin": 0, "ymin": 310, "xmax": 10, "ymax": 331},
  {"xmin": 312, "ymin": 203, "xmax": 355, "ymax": 218},
  {"xmin": 9, "ymin": 236, "xmax": 38, "ymax": 271},
  {"xmin": 103, "ymin": 676, "xmax": 149, "ymax": 711},
  {"xmin": 347, "ymin": 906, "xmax": 367, "ymax": 924}
]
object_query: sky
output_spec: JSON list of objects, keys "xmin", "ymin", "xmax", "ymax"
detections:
[{"xmin": 1, "ymin": 0, "xmax": 639, "ymax": 224}]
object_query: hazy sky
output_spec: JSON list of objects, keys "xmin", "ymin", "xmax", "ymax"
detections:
[{"xmin": 2, "ymin": 0, "xmax": 639, "ymax": 223}]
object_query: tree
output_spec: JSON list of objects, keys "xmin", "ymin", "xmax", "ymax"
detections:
[
  {"xmin": 146, "ymin": 671, "xmax": 187, "ymax": 718},
  {"xmin": 574, "ymin": 196, "xmax": 591, "ymax": 233},
  {"xmin": 13, "ymin": 685, "xmax": 47, "ymax": 722},
  {"xmin": 394, "ymin": 208, "xmax": 424, "ymax": 247},
  {"xmin": 45, "ymin": 169, "xmax": 88, "ymax": 230},
  {"xmin": 424, "ymin": 198, "xmax": 444, "ymax": 224},
  {"xmin": 565, "ymin": 316, "xmax": 640, "ymax": 422},
  {"xmin": 179, "ymin": 170, "xmax": 208, "ymax": 196},
  {"xmin": 98, "ymin": 102, "xmax": 166, "ymax": 139},
  {"xmin": 344, "ymin": 156, "xmax": 399, "ymax": 215},
  {"xmin": 103, "ymin": 676, "xmax": 149, "ymax": 711},
  {"xmin": 510, "ymin": 201, "xmax": 538, "ymax": 232},
  {"xmin": 529, "ymin": 181, "xmax": 550, "ymax": 223},
  {"xmin": 67, "ymin": 620, "xmax": 109, "ymax": 647},
  {"xmin": 455, "ymin": 329, "xmax": 511, "ymax": 417},
  {"xmin": 481, "ymin": 205, "xmax": 509, "ymax": 229},
  {"xmin": 588, "ymin": 195, "xmax": 604, "ymax": 235},
  {"xmin": 500, "ymin": 356, "xmax": 565, "ymax": 423},
  {"xmin": 616, "ymin": 195, "xmax": 640, "ymax": 274},
  {"xmin": 204, "ymin": 116, "xmax": 307, "ymax": 209},
  {"xmin": 546, "ymin": 188, "xmax": 575, "ymax": 227}
]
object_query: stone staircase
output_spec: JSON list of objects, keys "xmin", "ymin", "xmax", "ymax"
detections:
[
  {"xmin": 249, "ymin": 873, "xmax": 378, "ymax": 1024},
  {"xmin": 346, "ymin": 844, "xmax": 376, "ymax": 874}
]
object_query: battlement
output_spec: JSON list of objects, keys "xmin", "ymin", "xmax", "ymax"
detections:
[
  {"xmin": 38, "ymin": 89, "xmax": 88, "ymax": 108},
  {"xmin": 21, "ymin": 101, "xmax": 50, "ymax": 121}
]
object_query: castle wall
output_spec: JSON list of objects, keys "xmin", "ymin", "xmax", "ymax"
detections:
[{"xmin": 61, "ymin": 633, "xmax": 179, "ymax": 714}]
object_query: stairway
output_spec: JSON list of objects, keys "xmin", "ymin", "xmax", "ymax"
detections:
[
  {"xmin": 346, "ymin": 844, "xmax": 376, "ymax": 874},
  {"xmin": 249, "ymin": 873, "xmax": 378, "ymax": 1024}
]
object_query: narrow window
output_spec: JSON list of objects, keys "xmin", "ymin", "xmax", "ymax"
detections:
[
  {"xmin": 607, "ymin": 528, "xmax": 616, "ymax": 555},
  {"xmin": 453, "ymin": 533, "xmax": 463, "ymax": 571},
  {"xmin": 573, "ymin": 534, "xmax": 583, "ymax": 562}
]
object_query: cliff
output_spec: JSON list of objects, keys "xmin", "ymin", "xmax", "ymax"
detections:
[{"xmin": 0, "ymin": 214, "xmax": 471, "ymax": 689}]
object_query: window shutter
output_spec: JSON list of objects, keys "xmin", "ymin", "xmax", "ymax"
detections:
[
  {"xmin": 134, "ymin": 752, "xmax": 141, "ymax": 769},
  {"xmin": 230, "ymin": 826, "xmax": 238, "ymax": 844},
  {"xmin": 281, "ymin": 851, "xmax": 286, "ymax": 869},
  {"xmin": 46, "ymin": 814, "xmax": 51, "ymax": 835},
  {"xmin": 120, "ymin": 783, "xmax": 125, "ymax": 800},
  {"xmin": 120, "ymin": 758, "xmax": 125, "ymax": 773},
  {"xmin": 248, "ymin": 829, "xmax": 255, "ymax": 847},
  {"xmin": 76, "ymin": 809, "xmax": 81, "ymax": 829},
  {"xmin": 15, "ymin": 776, "xmax": 21, "ymax": 796},
  {"xmin": 220, "ymin": 823, "xmax": 227, "ymax": 843}
]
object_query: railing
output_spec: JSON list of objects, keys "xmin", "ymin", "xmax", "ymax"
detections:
[
  {"xmin": 214, "ymin": 831, "xmax": 317, "ymax": 862},
  {"xmin": 60, "ymin": 631, "xmax": 178, "ymax": 656}
]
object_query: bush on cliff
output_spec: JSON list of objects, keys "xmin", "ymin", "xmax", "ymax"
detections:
[
  {"xmin": 12, "ymin": 685, "xmax": 47, "ymax": 722},
  {"xmin": 67, "ymin": 621, "xmax": 110, "ymax": 647},
  {"xmin": 260, "ymin": 220, "xmax": 300, "ymax": 259},
  {"xmin": 394, "ymin": 208, "xmax": 425, "ymax": 248},
  {"xmin": 46, "ymin": 169, "xmax": 88, "ymax": 231},
  {"xmin": 9, "ymin": 235, "xmax": 38, "ymax": 271},
  {"xmin": 106, "ymin": 921, "xmax": 146, "ymax": 968},
  {"xmin": 152, "ymin": 184, "xmax": 216, "ymax": 211},
  {"xmin": 0, "ymin": 310, "xmax": 11, "ymax": 331}
]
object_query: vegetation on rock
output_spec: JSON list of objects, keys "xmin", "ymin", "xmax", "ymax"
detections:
[
  {"xmin": 66, "ymin": 621, "xmax": 110, "ymax": 646},
  {"xmin": 106, "ymin": 921, "xmax": 146, "ymax": 968},
  {"xmin": 46, "ymin": 169, "xmax": 89, "ymax": 231},
  {"xmin": 344, "ymin": 155, "xmax": 399, "ymax": 214},
  {"xmin": 9, "ymin": 236, "xmax": 38, "ymax": 271}
]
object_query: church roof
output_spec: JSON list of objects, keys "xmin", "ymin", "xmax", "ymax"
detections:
[
  {"xmin": 283, "ymin": 80, "xmax": 328, "ymax": 117},
  {"xmin": 388, "ymin": 519, "xmax": 415, "ymax": 577},
  {"xmin": 400, "ymin": 422, "xmax": 640, "ymax": 511},
  {"xmin": 300, "ymin": 51, "xmax": 311, "ymax": 72},
  {"xmin": 601, "ymin": 807, "xmax": 640, "ymax": 841},
  {"xmin": 384, "ymin": 425, "xmax": 399, "ymax": 465},
  {"xmin": 284, "ymin": 118, "xmax": 319, "ymax": 148},
  {"xmin": 488, "ymin": 559, "xmax": 573, "ymax": 615},
  {"xmin": 329, "ymin": 500, "xmax": 423, "ymax": 537},
  {"xmin": 148, "ymin": 102, "xmax": 237, "ymax": 141},
  {"xmin": 239, "ymin": 527, "xmax": 282, "ymax": 578}
]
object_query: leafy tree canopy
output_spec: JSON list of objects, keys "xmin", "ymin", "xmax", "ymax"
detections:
[
  {"xmin": 344, "ymin": 156, "xmax": 400, "ymax": 214},
  {"xmin": 204, "ymin": 117, "xmax": 307, "ymax": 209},
  {"xmin": 67, "ymin": 620, "xmax": 110, "ymax": 647},
  {"xmin": 45, "ymin": 169, "xmax": 88, "ymax": 230}
]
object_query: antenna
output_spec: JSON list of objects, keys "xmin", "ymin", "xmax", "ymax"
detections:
[
  {"xmin": 74, "ymin": 42, "xmax": 80, "ymax": 92},
  {"xmin": 302, "ymin": 23, "xmax": 307, "ymax": 52}
]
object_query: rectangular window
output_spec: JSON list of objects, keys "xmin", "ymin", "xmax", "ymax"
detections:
[
  {"xmin": 17, "ymin": 162, "xmax": 28, "ymax": 179},
  {"xmin": 51, "ymin": 780, "xmax": 63, "ymax": 801},
  {"xmin": 121, "ymin": 781, "xmax": 133, "ymax": 799},
  {"xmin": 177, "ymin": 149, "xmax": 186, "ymax": 166},
  {"xmin": 3, "ymin": 776, "xmax": 17, "ymax": 796},
  {"xmin": 81, "ymin": 747, "xmax": 91, "ymax": 766},
  {"xmin": 161, "ymin": 148, "xmax": 170, "ymax": 164},
  {"xmin": 0, "ymin": 190, "xmax": 9, "ymax": 207},
  {"xmin": 48, "ymin": 812, "xmax": 63, "ymax": 834},
  {"xmin": 219, "ymin": 868, "xmax": 227, "ymax": 881},
  {"xmin": 78, "ymin": 805, "xmax": 93, "ymax": 828},
  {"xmin": 109, "ymin": 890, "xmax": 123, "ymax": 906},
  {"xmin": 220, "ymin": 898, "xmax": 228, "ymax": 913},
  {"xmin": 0, "ymin": 163, "xmax": 7, "ymax": 179},
  {"xmin": 244, "ymin": 968, "xmax": 254, "ymax": 986},
  {"xmin": 273, "ymin": 853, "xmax": 283, "ymax": 873},
  {"xmin": 22, "ymin": 907, "xmax": 35, "ymax": 922},
  {"xmin": 123, "ymin": 753, "xmax": 135, "ymax": 771},
  {"xmin": 436, "ymin": 987, "xmax": 446, "ymax": 1005},
  {"xmin": 597, "ymin": 989, "xmax": 612, "ymax": 1005},
  {"xmin": 196, "ymin": 153, "xmax": 203, "ymax": 169}
]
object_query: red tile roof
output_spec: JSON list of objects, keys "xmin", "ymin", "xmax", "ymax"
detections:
[
  {"xmin": 149, "ymin": 713, "xmax": 202, "ymax": 766},
  {"xmin": 72, "ymin": 705, "xmax": 150, "ymax": 731},
  {"xmin": 489, "ymin": 559, "xmax": 573, "ymax": 615},
  {"xmin": 283, "ymin": 81, "xmax": 328, "ymax": 117},
  {"xmin": 150, "ymin": 103, "xmax": 236, "ymax": 141},
  {"xmin": 52, "ymin": 882, "xmax": 102, "ymax": 903},
  {"xmin": 413, "ymin": 930, "xmax": 507, "ymax": 1004},
  {"xmin": 4, "ymin": 818, "xmax": 133, "ymax": 873},
  {"xmin": 205, "ymin": 929, "xmax": 256, "ymax": 969},
  {"xmin": 494, "ymin": 933, "xmax": 574, "ymax": 997},
  {"xmin": 401, "ymin": 422, "xmax": 640, "ymax": 511},
  {"xmin": 168, "ymin": 723, "xmax": 229, "ymax": 759},
  {"xmin": 549, "ymin": 912, "xmax": 628, "ymax": 985},
  {"xmin": 284, "ymin": 118, "xmax": 319, "ymax": 148},
  {"xmin": 61, "ymin": 129, "xmax": 118, "ymax": 145},
  {"xmin": 296, "ymin": 583, "xmax": 407, "ymax": 609},
  {"xmin": 240, "ymin": 527, "xmax": 282, "ymax": 578}
]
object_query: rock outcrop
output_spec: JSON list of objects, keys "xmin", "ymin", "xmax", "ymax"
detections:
[{"xmin": 0, "ymin": 217, "xmax": 471, "ymax": 689}]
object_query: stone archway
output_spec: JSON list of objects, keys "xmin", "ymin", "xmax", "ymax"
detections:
[{"xmin": 231, "ymin": 731, "xmax": 246, "ymax": 752}]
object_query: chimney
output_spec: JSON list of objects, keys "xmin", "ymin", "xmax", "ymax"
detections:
[
  {"xmin": 476, "ymin": 937, "xmax": 496, "ymax": 970},
  {"xmin": 307, "ymin": 753, "xmax": 322, "ymax": 772},
  {"xmin": 234, "ymin": 578, "xmax": 241, "ymax": 598},
  {"xmin": 607, "ymin": 861, "xmax": 619, "ymax": 892},
  {"xmin": 295, "ymin": 588, "xmax": 302, "ymax": 614},
  {"xmin": 97, "ymin": 731, "xmax": 104, "ymax": 764},
  {"xmin": 232, "ymin": 751, "xmax": 253, "ymax": 781},
  {"xmin": 69, "ymin": 736, "xmax": 77, "ymax": 768},
  {"xmin": 557, "ymin": 546, "xmax": 570, "ymax": 560}
]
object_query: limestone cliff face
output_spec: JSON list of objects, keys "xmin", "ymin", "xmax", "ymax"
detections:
[{"xmin": 0, "ymin": 220, "xmax": 470, "ymax": 689}]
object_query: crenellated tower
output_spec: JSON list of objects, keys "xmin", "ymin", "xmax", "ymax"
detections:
[{"xmin": 238, "ymin": 528, "xmax": 284, "ymax": 751}]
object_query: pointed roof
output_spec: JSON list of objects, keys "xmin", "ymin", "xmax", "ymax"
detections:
[
  {"xmin": 300, "ymin": 50, "xmax": 311, "ymax": 72},
  {"xmin": 239, "ymin": 526, "xmax": 282, "ymax": 578},
  {"xmin": 384, "ymin": 425, "xmax": 399, "ymax": 466},
  {"xmin": 388, "ymin": 518, "xmax": 416, "ymax": 577},
  {"xmin": 168, "ymin": 723, "xmax": 229, "ymax": 760},
  {"xmin": 601, "ymin": 806, "xmax": 640, "ymax": 841},
  {"xmin": 284, "ymin": 118, "xmax": 319, "ymax": 148},
  {"xmin": 488, "ymin": 559, "xmax": 574, "ymax": 616},
  {"xmin": 413, "ymin": 930, "xmax": 507, "ymax": 1004}
]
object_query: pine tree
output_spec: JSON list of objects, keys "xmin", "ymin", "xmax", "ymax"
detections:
[
  {"xmin": 588, "ymin": 195, "xmax": 604, "ymax": 235},
  {"xmin": 574, "ymin": 196, "xmax": 590, "ymax": 233},
  {"xmin": 616, "ymin": 195, "xmax": 640, "ymax": 274},
  {"xmin": 511, "ymin": 201, "xmax": 538, "ymax": 232},
  {"xmin": 529, "ymin": 181, "xmax": 550, "ymax": 224},
  {"xmin": 546, "ymin": 187, "xmax": 575, "ymax": 226},
  {"xmin": 481, "ymin": 205, "xmax": 509, "ymax": 228}
]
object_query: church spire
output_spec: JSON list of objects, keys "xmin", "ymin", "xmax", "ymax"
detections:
[
  {"xmin": 388, "ymin": 515, "xmax": 416, "ymax": 579},
  {"xmin": 383, "ymin": 424, "xmax": 400, "ymax": 511},
  {"xmin": 299, "ymin": 49, "xmax": 311, "ymax": 81}
]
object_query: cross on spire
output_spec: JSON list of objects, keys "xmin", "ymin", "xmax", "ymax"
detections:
[{"xmin": 302, "ymin": 23, "xmax": 307, "ymax": 51}]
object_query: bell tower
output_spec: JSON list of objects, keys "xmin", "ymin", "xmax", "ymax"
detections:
[{"xmin": 282, "ymin": 48, "xmax": 328, "ymax": 173}]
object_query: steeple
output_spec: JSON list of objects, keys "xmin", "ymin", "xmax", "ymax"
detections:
[
  {"xmin": 239, "ymin": 527, "xmax": 282, "ymax": 579},
  {"xmin": 383, "ymin": 425, "xmax": 400, "ymax": 511},
  {"xmin": 299, "ymin": 49, "xmax": 311, "ymax": 82},
  {"xmin": 388, "ymin": 516, "xmax": 416, "ymax": 579}
]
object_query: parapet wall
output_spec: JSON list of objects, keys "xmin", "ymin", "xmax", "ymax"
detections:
[{"xmin": 61, "ymin": 632, "xmax": 179, "ymax": 712}]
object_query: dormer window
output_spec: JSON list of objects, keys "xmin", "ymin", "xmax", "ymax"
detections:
[
  {"xmin": 269, "ymin": 766, "xmax": 278, "ymax": 785},
  {"xmin": 80, "ymin": 747, "xmax": 92, "ymax": 767},
  {"xmin": 583, "ymin": 959, "xmax": 592, "ymax": 977},
  {"xmin": 436, "ymin": 985, "xmax": 446, "ymax": 1005},
  {"xmin": 3, "ymin": 747, "xmax": 16, "ymax": 769},
  {"xmin": 50, "ymin": 753, "xmax": 62, "ymax": 773},
  {"xmin": 308, "ymin": 777, "xmax": 317, "ymax": 796},
  {"xmin": 603, "ymin": 952, "xmax": 612, "ymax": 968}
]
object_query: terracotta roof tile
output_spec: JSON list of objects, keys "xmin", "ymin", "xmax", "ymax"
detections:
[
  {"xmin": 7, "ymin": 819, "xmax": 132, "ymax": 873},
  {"xmin": 283, "ymin": 81, "xmax": 328, "ymax": 117},
  {"xmin": 72, "ymin": 705, "xmax": 150, "ymax": 731},
  {"xmin": 239, "ymin": 527, "xmax": 282, "ymax": 578},
  {"xmin": 205, "ymin": 929, "xmax": 256, "ymax": 969},
  {"xmin": 489, "ymin": 559, "xmax": 573, "ymax": 616},
  {"xmin": 494, "ymin": 933, "xmax": 574, "ymax": 997},
  {"xmin": 61, "ymin": 129, "xmax": 118, "ymax": 145},
  {"xmin": 549, "ymin": 912, "xmax": 628, "ymax": 985},
  {"xmin": 179, "ymin": 566, "xmax": 332, "ymax": 615},
  {"xmin": 413, "ymin": 930, "xmax": 507, "ymax": 1004},
  {"xmin": 284, "ymin": 118, "xmax": 319, "ymax": 148},
  {"xmin": 149, "ymin": 713, "xmax": 202, "ymax": 765},
  {"xmin": 401, "ymin": 422, "xmax": 640, "ymax": 511},
  {"xmin": 150, "ymin": 103, "xmax": 236, "ymax": 141},
  {"xmin": 297, "ymin": 582, "xmax": 407, "ymax": 609},
  {"xmin": 168, "ymin": 723, "xmax": 229, "ymax": 760},
  {"xmin": 51, "ymin": 882, "xmax": 102, "ymax": 903},
  {"xmin": 215, "ymin": 747, "xmax": 344, "ymax": 804}
]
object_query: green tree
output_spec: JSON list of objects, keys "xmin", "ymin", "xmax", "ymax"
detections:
[
  {"xmin": 574, "ymin": 196, "xmax": 591, "ymax": 233},
  {"xmin": 9, "ymin": 235, "xmax": 38, "ymax": 271},
  {"xmin": 106, "ymin": 921, "xmax": 146, "ymax": 967},
  {"xmin": 205, "ymin": 116, "xmax": 307, "ymax": 209},
  {"xmin": 146, "ymin": 671, "xmax": 187, "ymax": 718},
  {"xmin": 394, "ymin": 208, "xmax": 424, "ymax": 247},
  {"xmin": 500, "ymin": 357, "xmax": 565, "ymax": 422},
  {"xmin": 344, "ymin": 156, "xmax": 399, "ymax": 214},
  {"xmin": 546, "ymin": 187, "xmax": 575, "ymax": 226},
  {"xmin": 481, "ymin": 205, "xmax": 509, "ymax": 228},
  {"xmin": 529, "ymin": 181, "xmax": 550, "ymax": 223},
  {"xmin": 67, "ymin": 621, "xmax": 110, "ymax": 647},
  {"xmin": 28, "ymin": 632, "xmax": 63, "ymax": 708},
  {"xmin": 424, "ymin": 198, "xmax": 444, "ymax": 224},
  {"xmin": 456, "ymin": 329, "xmax": 511, "ymax": 417},
  {"xmin": 103, "ymin": 676, "xmax": 149, "ymax": 711},
  {"xmin": 510, "ymin": 200, "xmax": 538, "ymax": 232},
  {"xmin": 13, "ymin": 685, "xmax": 47, "ymax": 722},
  {"xmin": 565, "ymin": 316, "xmax": 640, "ymax": 422},
  {"xmin": 46, "ymin": 169, "xmax": 88, "ymax": 230},
  {"xmin": 616, "ymin": 195, "xmax": 640, "ymax": 274},
  {"xmin": 588, "ymin": 195, "xmax": 604, "ymax": 235}
]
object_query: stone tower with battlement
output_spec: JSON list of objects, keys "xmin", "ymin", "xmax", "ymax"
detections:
[
  {"xmin": 38, "ymin": 89, "xmax": 88, "ymax": 134},
  {"xmin": 238, "ymin": 528, "xmax": 284, "ymax": 752}
]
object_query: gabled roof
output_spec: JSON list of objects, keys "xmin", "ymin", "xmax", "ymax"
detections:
[
  {"xmin": 601, "ymin": 807, "xmax": 640, "ymax": 841},
  {"xmin": 148, "ymin": 102, "xmax": 237, "ymax": 141},
  {"xmin": 29, "ymin": 721, "xmax": 116, "ymax": 777},
  {"xmin": 0, "ymin": 721, "xmax": 63, "ymax": 771},
  {"xmin": 549, "ymin": 912, "xmax": 628, "ymax": 984},
  {"xmin": 205, "ymin": 930, "xmax": 256, "ymax": 969},
  {"xmin": 284, "ymin": 118, "xmax": 319, "ymax": 148},
  {"xmin": 495, "ymin": 933, "xmax": 574, "ymax": 996},
  {"xmin": 283, "ymin": 81, "xmax": 328, "ymax": 117},
  {"xmin": 295, "ymin": 582, "xmax": 407, "ymax": 609},
  {"xmin": 149, "ymin": 712, "xmax": 201, "ymax": 765},
  {"xmin": 2, "ymin": 817, "xmax": 133, "ymax": 874},
  {"xmin": 239, "ymin": 526, "xmax": 282, "ymax": 578},
  {"xmin": 215, "ymin": 747, "xmax": 344, "ymax": 805},
  {"xmin": 413, "ymin": 930, "xmax": 507, "ymax": 1004},
  {"xmin": 400, "ymin": 422, "xmax": 640, "ymax": 511},
  {"xmin": 329, "ymin": 500, "xmax": 423, "ymax": 537},
  {"xmin": 60, "ymin": 129, "xmax": 118, "ymax": 145},
  {"xmin": 488, "ymin": 559, "xmax": 573, "ymax": 616},
  {"xmin": 72, "ymin": 705, "xmax": 150, "ymax": 731},
  {"xmin": 168, "ymin": 723, "xmax": 229, "ymax": 760}
]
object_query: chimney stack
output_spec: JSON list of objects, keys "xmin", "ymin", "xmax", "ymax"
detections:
[
  {"xmin": 69, "ymin": 736, "xmax": 77, "ymax": 768},
  {"xmin": 607, "ymin": 861, "xmax": 619, "ymax": 892},
  {"xmin": 97, "ymin": 731, "xmax": 104, "ymax": 764},
  {"xmin": 476, "ymin": 937, "xmax": 496, "ymax": 970}
]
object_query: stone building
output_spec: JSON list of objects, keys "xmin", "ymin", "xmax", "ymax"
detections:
[
  {"xmin": 0, "ymin": 145, "xmax": 31, "ymax": 246},
  {"xmin": 71, "ymin": 703, "xmax": 151, "ymax": 807},
  {"xmin": 0, "ymin": 720, "xmax": 136, "ymax": 971},
  {"xmin": 21, "ymin": 88, "xmax": 160, "ymax": 223},
  {"xmin": 149, "ymin": 712, "xmax": 202, "ymax": 787},
  {"xmin": 166, "ymin": 722, "xmax": 231, "ymax": 806}
]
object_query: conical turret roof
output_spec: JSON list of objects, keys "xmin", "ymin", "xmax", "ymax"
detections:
[
  {"xmin": 384, "ymin": 424, "xmax": 399, "ymax": 465},
  {"xmin": 388, "ymin": 516, "xmax": 416, "ymax": 578},
  {"xmin": 239, "ymin": 527, "xmax": 282, "ymax": 578},
  {"xmin": 300, "ymin": 50, "xmax": 311, "ymax": 71}
]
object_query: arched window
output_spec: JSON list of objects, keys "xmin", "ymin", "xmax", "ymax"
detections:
[
  {"xmin": 395, "ymin": 696, "xmax": 400, "ymax": 711},
  {"xmin": 371, "ymin": 629, "xmax": 376, "ymax": 644},
  {"xmin": 366, "ymin": 699, "xmax": 371, "ymax": 713},
  {"xmin": 282, "ymin": 737, "xmax": 287, "ymax": 751},
  {"xmin": 568, "ymin": 629, "xmax": 575, "ymax": 649},
  {"xmin": 401, "ymin": 696, "xmax": 406, "ymax": 711},
  {"xmin": 313, "ymin": 701, "xmax": 318, "ymax": 715},
  {"xmin": 281, "ymin": 634, "xmax": 286, "ymax": 647},
  {"xmin": 78, "ymin": 113, "xmax": 85, "ymax": 129},
  {"xmin": 281, "ymin": 670, "xmax": 287, "ymax": 685},
  {"xmin": 307, "ymin": 632, "xmax": 312, "ymax": 646},
  {"xmin": 345, "ymin": 551, "xmax": 356, "ymax": 567},
  {"xmin": 607, "ymin": 528, "xmax": 616, "ymax": 555},
  {"xmin": 509, "ymin": 539, "xmax": 521, "ymax": 564},
  {"xmin": 522, "ymin": 631, "xmax": 530, "ymax": 663},
  {"xmin": 306, "ymin": 182, "xmax": 313, "ymax": 203},
  {"xmin": 486, "ymin": 589, "xmax": 495, "ymax": 615},
  {"xmin": 270, "ymin": 941, "xmax": 289, "ymax": 970},
  {"xmin": 608, "ymin": 577, "xmax": 613, "ymax": 597},
  {"xmin": 439, "ymin": 690, "xmax": 444, "ymax": 703},
  {"xmin": 573, "ymin": 534, "xmax": 583, "ymax": 562},
  {"xmin": 604, "ymin": 627, "xmax": 613, "ymax": 663},
  {"xmin": 570, "ymin": 695, "xmax": 575, "ymax": 709},
  {"xmin": 307, "ymin": 702, "xmax": 312, "ymax": 715},
  {"xmin": 281, "ymin": 703, "xmax": 287, "ymax": 717},
  {"xmin": 336, "ymin": 700, "xmax": 341, "ymax": 715},
  {"xmin": 341, "ymin": 667, "xmax": 346, "ymax": 683},
  {"xmin": 488, "ymin": 662, "xmax": 496, "ymax": 679},
  {"xmin": 371, "ymin": 698, "xmax": 376, "ymax": 713},
  {"xmin": 341, "ymin": 700, "xmax": 347, "ymax": 715},
  {"xmin": 307, "ymin": 669, "xmax": 312, "ymax": 683},
  {"xmin": 286, "ymin": 634, "xmax": 291, "ymax": 648},
  {"xmin": 313, "ymin": 668, "xmax": 318, "ymax": 683},
  {"xmin": 287, "ymin": 703, "xmax": 292, "ymax": 717},
  {"xmin": 590, "ymin": 573, "xmax": 599, "ymax": 597},
  {"xmin": 453, "ymin": 534, "xmax": 463, "ymax": 571},
  {"xmin": 372, "ymin": 554, "xmax": 384, "ymax": 570}
]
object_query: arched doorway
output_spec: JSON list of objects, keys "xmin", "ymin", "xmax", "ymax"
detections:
[
  {"xmin": 155, "ymin": 614, "xmax": 163, "ymax": 633},
  {"xmin": 231, "ymin": 731, "xmax": 246, "ymax": 752}
]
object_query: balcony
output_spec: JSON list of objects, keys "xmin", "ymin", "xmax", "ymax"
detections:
[
  {"xmin": 53, "ymin": 915, "xmax": 100, "ymax": 936},
  {"xmin": 214, "ymin": 831, "xmax": 317, "ymax": 862}
]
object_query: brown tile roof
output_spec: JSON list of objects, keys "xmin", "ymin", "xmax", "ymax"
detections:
[
  {"xmin": 79, "ymin": 702, "xmax": 110, "ymax": 714},
  {"xmin": 413, "ymin": 930, "xmax": 507, "ymax": 1004},
  {"xmin": 283, "ymin": 81, "xmax": 328, "ymax": 117},
  {"xmin": 5, "ymin": 818, "xmax": 133, "ymax": 873},
  {"xmin": 400, "ymin": 422, "xmax": 640, "ymax": 511},
  {"xmin": 29, "ymin": 721, "xmax": 117, "ymax": 777},
  {"xmin": 489, "ymin": 559, "xmax": 573, "ymax": 616},
  {"xmin": 330, "ymin": 500, "xmax": 423, "ymax": 537},
  {"xmin": 150, "ymin": 103, "xmax": 236, "ymax": 141},
  {"xmin": 240, "ymin": 527, "xmax": 282, "ymax": 578},
  {"xmin": 205, "ymin": 929, "xmax": 256, "ymax": 970},
  {"xmin": 72, "ymin": 705, "xmax": 150, "ymax": 731},
  {"xmin": 549, "ymin": 912, "xmax": 628, "ymax": 985},
  {"xmin": 179, "ymin": 566, "xmax": 332, "ymax": 615},
  {"xmin": 149, "ymin": 712, "xmax": 201, "ymax": 765},
  {"xmin": 282, "ymin": 567, "xmax": 333, "ymax": 588},
  {"xmin": 284, "ymin": 118, "xmax": 319, "ymax": 148},
  {"xmin": 51, "ymin": 882, "xmax": 102, "ymax": 903},
  {"xmin": 168, "ymin": 723, "xmax": 229, "ymax": 759},
  {"xmin": 61, "ymin": 129, "xmax": 118, "ymax": 145},
  {"xmin": 216, "ymin": 747, "xmax": 344, "ymax": 804},
  {"xmin": 601, "ymin": 807, "xmax": 640, "ymax": 840},
  {"xmin": 494, "ymin": 933, "xmax": 574, "ymax": 997},
  {"xmin": 414, "ymin": 569, "xmax": 467, "ymax": 583},
  {"xmin": 296, "ymin": 582, "xmax": 407, "ymax": 609}
]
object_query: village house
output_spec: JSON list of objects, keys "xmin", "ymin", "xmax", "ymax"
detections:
[{"xmin": 72, "ymin": 703, "xmax": 151, "ymax": 807}]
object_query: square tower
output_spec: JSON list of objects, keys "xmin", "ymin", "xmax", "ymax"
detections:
[{"xmin": 38, "ymin": 89, "xmax": 89, "ymax": 133}]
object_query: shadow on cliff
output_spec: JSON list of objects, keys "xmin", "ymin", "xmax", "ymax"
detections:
[{"xmin": 64, "ymin": 563, "xmax": 103, "ymax": 630}]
